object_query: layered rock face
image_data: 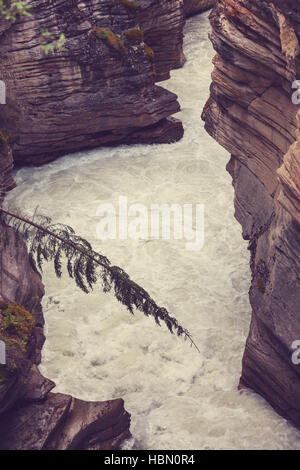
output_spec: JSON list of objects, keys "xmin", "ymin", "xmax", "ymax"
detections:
[
  {"xmin": 140, "ymin": 0, "xmax": 185, "ymax": 80},
  {"xmin": 203, "ymin": 0, "xmax": 300, "ymax": 428},
  {"xmin": 184, "ymin": 0, "xmax": 215, "ymax": 17},
  {"xmin": 0, "ymin": 1, "xmax": 216, "ymax": 166},
  {"xmin": 0, "ymin": 144, "xmax": 15, "ymax": 199},
  {"xmin": 0, "ymin": 0, "xmax": 185, "ymax": 166}
]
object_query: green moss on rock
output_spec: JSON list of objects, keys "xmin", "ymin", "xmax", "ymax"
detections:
[
  {"xmin": 0, "ymin": 300, "xmax": 35, "ymax": 351},
  {"xmin": 123, "ymin": 28, "xmax": 144, "ymax": 43},
  {"xmin": 0, "ymin": 300, "xmax": 35, "ymax": 385},
  {"xmin": 144, "ymin": 44, "xmax": 155, "ymax": 60},
  {"xmin": 0, "ymin": 129, "xmax": 11, "ymax": 147},
  {"xmin": 91, "ymin": 27, "xmax": 127, "ymax": 56},
  {"xmin": 120, "ymin": 0, "xmax": 141, "ymax": 10}
]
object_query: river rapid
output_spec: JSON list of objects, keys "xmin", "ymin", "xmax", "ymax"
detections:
[{"xmin": 8, "ymin": 11, "xmax": 300, "ymax": 450}]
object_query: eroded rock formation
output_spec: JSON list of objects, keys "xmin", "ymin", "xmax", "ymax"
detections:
[
  {"xmin": 184, "ymin": 0, "xmax": 215, "ymax": 17},
  {"xmin": 0, "ymin": 143, "xmax": 15, "ymax": 199},
  {"xmin": 203, "ymin": 0, "xmax": 300, "ymax": 428},
  {"xmin": 0, "ymin": 0, "xmax": 217, "ymax": 166},
  {"xmin": 0, "ymin": 0, "xmax": 186, "ymax": 165}
]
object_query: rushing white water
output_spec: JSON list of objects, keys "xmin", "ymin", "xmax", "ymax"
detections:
[{"xmin": 8, "ymin": 12, "xmax": 300, "ymax": 449}]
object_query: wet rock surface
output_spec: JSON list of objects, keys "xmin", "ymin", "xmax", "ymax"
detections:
[
  {"xmin": 184, "ymin": 0, "xmax": 215, "ymax": 17},
  {"xmin": 203, "ymin": 0, "xmax": 300, "ymax": 429},
  {"xmin": 0, "ymin": 0, "xmax": 186, "ymax": 165}
]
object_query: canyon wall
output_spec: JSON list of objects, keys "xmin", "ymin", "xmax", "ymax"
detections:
[
  {"xmin": 0, "ymin": 144, "xmax": 15, "ymax": 198},
  {"xmin": 203, "ymin": 0, "xmax": 300, "ymax": 428},
  {"xmin": 0, "ymin": 0, "xmax": 186, "ymax": 165},
  {"xmin": 0, "ymin": 0, "xmax": 216, "ymax": 167},
  {"xmin": 184, "ymin": 0, "xmax": 215, "ymax": 17}
]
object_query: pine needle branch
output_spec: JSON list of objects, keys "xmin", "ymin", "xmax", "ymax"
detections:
[{"xmin": 0, "ymin": 207, "xmax": 200, "ymax": 352}]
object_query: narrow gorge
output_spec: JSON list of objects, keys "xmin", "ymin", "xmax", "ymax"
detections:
[
  {"xmin": 202, "ymin": 0, "xmax": 300, "ymax": 432},
  {"xmin": 1, "ymin": 0, "xmax": 300, "ymax": 451}
]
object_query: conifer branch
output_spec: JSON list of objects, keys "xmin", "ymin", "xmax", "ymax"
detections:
[{"xmin": 0, "ymin": 207, "xmax": 200, "ymax": 352}]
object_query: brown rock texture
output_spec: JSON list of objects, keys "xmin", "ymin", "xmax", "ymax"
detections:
[
  {"xmin": 0, "ymin": 144, "xmax": 15, "ymax": 200},
  {"xmin": 184, "ymin": 0, "xmax": 215, "ymax": 17},
  {"xmin": 140, "ymin": 0, "xmax": 186, "ymax": 80},
  {"xmin": 203, "ymin": 0, "xmax": 300, "ymax": 429},
  {"xmin": 0, "ymin": 0, "xmax": 185, "ymax": 166},
  {"xmin": 0, "ymin": 150, "xmax": 131, "ymax": 449}
]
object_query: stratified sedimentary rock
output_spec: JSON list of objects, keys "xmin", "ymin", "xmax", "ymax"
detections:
[
  {"xmin": 0, "ymin": 0, "xmax": 185, "ymax": 166},
  {"xmin": 0, "ymin": 143, "xmax": 15, "ymax": 202},
  {"xmin": 140, "ymin": 0, "xmax": 186, "ymax": 80},
  {"xmin": 203, "ymin": 0, "xmax": 300, "ymax": 428},
  {"xmin": 184, "ymin": 0, "xmax": 215, "ymax": 17}
]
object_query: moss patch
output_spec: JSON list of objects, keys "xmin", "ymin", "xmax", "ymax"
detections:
[
  {"xmin": 144, "ymin": 44, "xmax": 155, "ymax": 60},
  {"xmin": 120, "ymin": 0, "xmax": 141, "ymax": 10},
  {"xmin": 0, "ymin": 300, "xmax": 35, "ymax": 384},
  {"xmin": 123, "ymin": 28, "xmax": 144, "ymax": 44},
  {"xmin": 91, "ymin": 27, "xmax": 127, "ymax": 56},
  {"xmin": 0, "ymin": 367, "xmax": 11, "ymax": 385},
  {"xmin": 0, "ymin": 129, "xmax": 11, "ymax": 147},
  {"xmin": 0, "ymin": 300, "xmax": 35, "ymax": 351}
]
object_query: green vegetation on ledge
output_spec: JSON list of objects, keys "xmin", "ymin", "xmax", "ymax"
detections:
[
  {"xmin": 91, "ymin": 26, "xmax": 155, "ymax": 62},
  {"xmin": 120, "ymin": 0, "xmax": 141, "ymax": 11},
  {"xmin": 0, "ymin": 300, "xmax": 35, "ymax": 384},
  {"xmin": 144, "ymin": 44, "xmax": 154, "ymax": 60},
  {"xmin": 0, "ymin": 300, "xmax": 34, "ymax": 351},
  {"xmin": 123, "ymin": 28, "xmax": 144, "ymax": 44},
  {"xmin": 91, "ymin": 26, "xmax": 127, "ymax": 56}
]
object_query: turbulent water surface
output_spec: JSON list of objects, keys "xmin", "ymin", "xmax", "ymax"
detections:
[{"xmin": 9, "ymin": 12, "xmax": 300, "ymax": 449}]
